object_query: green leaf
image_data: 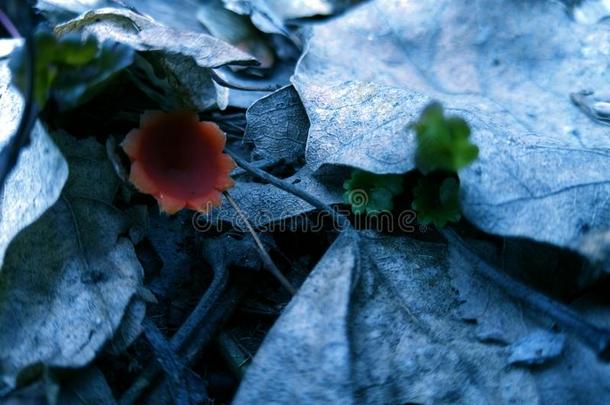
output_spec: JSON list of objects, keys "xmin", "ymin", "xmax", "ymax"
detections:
[
  {"xmin": 412, "ymin": 102, "xmax": 479, "ymax": 174},
  {"xmin": 343, "ymin": 169, "xmax": 404, "ymax": 215},
  {"xmin": 411, "ymin": 174, "xmax": 461, "ymax": 228},
  {"xmin": 9, "ymin": 31, "xmax": 134, "ymax": 109}
]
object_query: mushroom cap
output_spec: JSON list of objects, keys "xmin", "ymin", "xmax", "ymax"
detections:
[{"xmin": 122, "ymin": 111, "xmax": 236, "ymax": 214}]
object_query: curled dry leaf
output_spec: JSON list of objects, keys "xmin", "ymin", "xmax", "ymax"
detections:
[{"xmin": 54, "ymin": 7, "xmax": 257, "ymax": 110}]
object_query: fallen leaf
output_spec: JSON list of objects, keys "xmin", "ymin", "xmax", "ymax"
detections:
[
  {"xmin": 244, "ymin": 85, "xmax": 309, "ymax": 163},
  {"xmin": 54, "ymin": 7, "xmax": 257, "ymax": 110},
  {"xmin": 0, "ymin": 133, "xmax": 142, "ymax": 393},
  {"xmin": 198, "ymin": 0, "xmax": 275, "ymax": 69},
  {"xmin": 290, "ymin": 79, "xmax": 427, "ymax": 174},
  {"xmin": 292, "ymin": 0, "xmax": 610, "ymax": 260},
  {"xmin": 223, "ymin": 0, "xmax": 362, "ymax": 34},
  {"xmin": 233, "ymin": 230, "xmax": 610, "ymax": 404},
  {"xmin": 447, "ymin": 232, "xmax": 610, "ymax": 402},
  {"xmin": 55, "ymin": 8, "xmax": 256, "ymax": 67}
]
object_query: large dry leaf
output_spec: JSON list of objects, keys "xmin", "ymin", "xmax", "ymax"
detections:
[
  {"xmin": 292, "ymin": 0, "xmax": 610, "ymax": 261},
  {"xmin": 223, "ymin": 0, "xmax": 361, "ymax": 34},
  {"xmin": 0, "ymin": 134, "xmax": 142, "ymax": 393},
  {"xmin": 234, "ymin": 230, "xmax": 610, "ymax": 404}
]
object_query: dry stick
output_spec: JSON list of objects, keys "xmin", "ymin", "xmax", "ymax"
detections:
[
  {"xmin": 181, "ymin": 284, "xmax": 245, "ymax": 363},
  {"xmin": 225, "ymin": 149, "xmax": 351, "ymax": 231},
  {"xmin": 224, "ymin": 191, "xmax": 297, "ymax": 295},
  {"xmin": 121, "ymin": 282, "xmax": 246, "ymax": 405},
  {"xmin": 0, "ymin": 9, "xmax": 21, "ymax": 38},
  {"xmin": 232, "ymin": 158, "xmax": 279, "ymax": 177},
  {"xmin": 443, "ymin": 228, "xmax": 610, "ymax": 361},
  {"xmin": 119, "ymin": 264, "xmax": 228, "ymax": 405},
  {"xmin": 141, "ymin": 319, "xmax": 189, "ymax": 405}
]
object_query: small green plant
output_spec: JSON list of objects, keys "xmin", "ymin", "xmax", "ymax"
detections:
[
  {"xmin": 411, "ymin": 174, "xmax": 461, "ymax": 227},
  {"xmin": 412, "ymin": 102, "xmax": 478, "ymax": 174},
  {"xmin": 9, "ymin": 31, "xmax": 134, "ymax": 109},
  {"xmin": 343, "ymin": 169, "xmax": 404, "ymax": 215},
  {"xmin": 410, "ymin": 102, "xmax": 478, "ymax": 227},
  {"xmin": 343, "ymin": 102, "xmax": 478, "ymax": 228}
]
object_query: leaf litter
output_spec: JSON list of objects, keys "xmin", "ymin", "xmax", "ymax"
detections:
[{"xmin": 0, "ymin": 0, "xmax": 609, "ymax": 403}]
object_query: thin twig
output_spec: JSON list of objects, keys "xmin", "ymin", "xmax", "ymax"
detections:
[
  {"xmin": 181, "ymin": 283, "xmax": 245, "ymax": 363},
  {"xmin": 121, "ymin": 282, "xmax": 246, "ymax": 405},
  {"xmin": 210, "ymin": 68, "xmax": 281, "ymax": 92},
  {"xmin": 141, "ymin": 319, "xmax": 189, "ymax": 405},
  {"xmin": 217, "ymin": 331, "xmax": 251, "ymax": 378},
  {"xmin": 119, "ymin": 264, "xmax": 228, "ymax": 405},
  {"xmin": 222, "ymin": 120, "xmax": 246, "ymax": 134},
  {"xmin": 231, "ymin": 158, "xmax": 279, "ymax": 176},
  {"xmin": 0, "ymin": 9, "xmax": 20, "ymax": 38},
  {"xmin": 171, "ymin": 265, "xmax": 228, "ymax": 349},
  {"xmin": 225, "ymin": 149, "xmax": 351, "ymax": 231},
  {"xmin": 442, "ymin": 228, "xmax": 610, "ymax": 361},
  {"xmin": 224, "ymin": 191, "xmax": 297, "ymax": 295}
]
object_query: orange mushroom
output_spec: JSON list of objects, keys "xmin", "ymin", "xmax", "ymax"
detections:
[{"xmin": 121, "ymin": 111, "xmax": 236, "ymax": 214}]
